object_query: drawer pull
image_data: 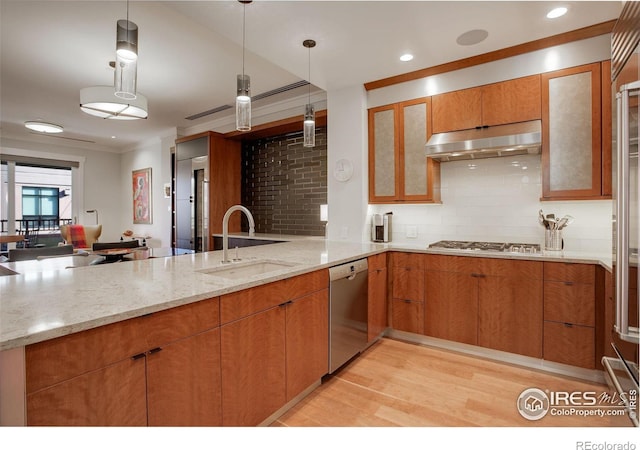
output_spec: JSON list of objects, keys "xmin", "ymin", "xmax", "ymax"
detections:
[
  {"xmin": 149, "ymin": 347, "xmax": 163, "ymax": 355},
  {"xmin": 131, "ymin": 353, "xmax": 146, "ymax": 360},
  {"xmin": 404, "ymin": 299, "xmax": 412, "ymax": 304},
  {"xmin": 471, "ymin": 273, "xmax": 486, "ymax": 278},
  {"xmin": 564, "ymin": 281, "xmax": 574, "ymax": 286},
  {"xmin": 278, "ymin": 300, "xmax": 293, "ymax": 308},
  {"xmin": 564, "ymin": 322, "xmax": 573, "ymax": 328}
]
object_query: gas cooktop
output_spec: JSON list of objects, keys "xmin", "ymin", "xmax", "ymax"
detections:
[{"xmin": 428, "ymin": 240, "xmax": 541, "ymax": 254}]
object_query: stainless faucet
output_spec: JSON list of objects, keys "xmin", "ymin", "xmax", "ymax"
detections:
[{"xmin": 222, "ymin": 205, "xmax": 255, "ymax": 263}]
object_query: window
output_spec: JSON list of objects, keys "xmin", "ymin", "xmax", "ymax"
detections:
[{"xmin": 22, "ymin": 186, "xmax": 60, "ymax": 219}]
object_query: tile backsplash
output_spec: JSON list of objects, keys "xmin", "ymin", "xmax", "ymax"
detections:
[
  {"xmin": 369, "ymin": 154, "xmax": 612, "ymax": 254},
  {"xmin": 241, "ymin": 127, "xmax": 328, "ymax": 236}
]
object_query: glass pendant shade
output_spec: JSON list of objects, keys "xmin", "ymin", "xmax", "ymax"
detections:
[
  {"xmin": 80, "ymin": 86, "xmax": 148, "ymax": 120},
  {"xmin": 236, "ymin": 74, "xmax": 251, "ymax": 131},
  {"xmin": 303, "ymin": 103, "xmax": 315, "ymax": 147},
  {"xmin": 114, "ymin": 56, "xmax": 137, "ymax": 99},
  {"xmin": 116, "ymin": 19, "xmax": 138, "ymax": 62}
]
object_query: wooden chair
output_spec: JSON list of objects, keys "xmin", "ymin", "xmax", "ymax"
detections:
[{"xmin": 8, "ymin": 244, "xmax": 74, "ymax": 262}]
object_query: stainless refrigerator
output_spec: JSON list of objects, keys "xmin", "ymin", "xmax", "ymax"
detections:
[{"xmin": 603, "ymin": 5, "xmax": 640, "ymax": 426}]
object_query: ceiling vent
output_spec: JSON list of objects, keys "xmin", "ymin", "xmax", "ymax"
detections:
[{"xmin": 186, "ymin": 80, "xmax": 310, "ymax": 121}]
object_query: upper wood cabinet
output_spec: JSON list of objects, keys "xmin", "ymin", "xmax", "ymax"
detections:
[
  {"xmin": 541, "ymin": 62, "xmax": 611, "ymax": 200},
  {"xmin": 369, "ymin": 98, "xmax": 441, "ymax": 203},
  {"xmin": 432, "ymin": 75, "xmax": 542, "ymax": 133}
]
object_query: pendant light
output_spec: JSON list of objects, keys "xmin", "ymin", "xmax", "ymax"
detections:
[
  {"xmin": 236, "ymin": 0, "xmax": 252, "ymax": 131},
  {"xmin": 303, "ymin": 39, "xmax": 316, "ymax": 147},
  {"xmin": 115, "ymin": 0, "xmax": 139, "ymax": 100}
]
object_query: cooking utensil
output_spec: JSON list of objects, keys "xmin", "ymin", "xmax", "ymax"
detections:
[
  {"xmin": 557, "ymin": 215, "xmax": 574, "ymax": 230},
  {"xmin": 538, "ymin": 209, "xmax": 547, "ymax": 228}
]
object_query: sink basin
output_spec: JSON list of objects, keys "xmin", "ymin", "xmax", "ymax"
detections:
[{"xmin": 198, "ymin": 260, "xmax": 297, "ymax": 280}]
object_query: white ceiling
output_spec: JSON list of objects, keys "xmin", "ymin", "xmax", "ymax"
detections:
[{"xmin": 0, "ymin": 1, "xmax": 622, "ymax": 152}]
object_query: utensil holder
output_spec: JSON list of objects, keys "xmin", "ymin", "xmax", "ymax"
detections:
[{"xmin": 544, "ymin": 230, "xmax": 563, "ymax": 251}]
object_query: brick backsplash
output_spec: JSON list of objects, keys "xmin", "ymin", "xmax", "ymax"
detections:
[{"xmin": 241, "ymin": 127, "xmax": 328, "ymax": 236}]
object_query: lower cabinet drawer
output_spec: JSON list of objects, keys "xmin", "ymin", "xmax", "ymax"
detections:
[
  {"xmin": 543, "ymin": 321, "xmax": 595, "ymax": 369},
  {"xmin": 391, "ymin": 298, "xmax": 424, "ymax": 335}
]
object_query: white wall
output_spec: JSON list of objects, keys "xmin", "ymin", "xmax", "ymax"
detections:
[
  {"xmin": 370, "ymin": 155, "xmax": 612, "ymax": 254},
  {"xmin": 120, "ymin": 135, "xmax": 175, "ymax": 248}
]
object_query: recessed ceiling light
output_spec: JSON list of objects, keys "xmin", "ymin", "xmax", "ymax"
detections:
[
  {"xmin": 400, "ymin": 53, "xmax": 414, "ymax": 62},
  {"xmin": 547, "ymin": 7, "xmax": 567, "ymax": 19},
  {"xmin": 24, "ymin": 121, "xmax": 63, "ymax": 133},
  {"xmin": 456, "ymin": 29, "xmax": 489, "ymax": 46}
]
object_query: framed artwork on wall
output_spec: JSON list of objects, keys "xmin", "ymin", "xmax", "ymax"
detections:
[{"xmin": 132, "ymin": 167, "xmax": 152, "ymax": 224}]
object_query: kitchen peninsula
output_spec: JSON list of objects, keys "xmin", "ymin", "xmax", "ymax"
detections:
[{"xmin": 0, "ymin": 237, "xmax": 613, "ymax": 426}]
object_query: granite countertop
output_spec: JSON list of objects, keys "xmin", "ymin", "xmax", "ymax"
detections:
[{"xmin": 0, "ymin": 235, "xmax": 613, "ymax": 352}]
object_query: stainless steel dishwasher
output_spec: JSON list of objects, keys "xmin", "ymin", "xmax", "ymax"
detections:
[{"xmin": 329, "ymin": 258, "xmax": 368, "ymax": 373}]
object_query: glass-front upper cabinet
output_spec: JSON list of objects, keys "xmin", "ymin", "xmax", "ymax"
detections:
[
  {"xmin": 368, "ymin": 98, "xmax": 440, "ymax": 204},
  {"xmin": 541, "ymin": 62, "xmax": 611, "ymax": 200}
]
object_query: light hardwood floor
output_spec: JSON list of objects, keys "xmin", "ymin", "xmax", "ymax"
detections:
[{"xmin": 273, "ymin": 338, "xmax": 633, "ymax": 427}]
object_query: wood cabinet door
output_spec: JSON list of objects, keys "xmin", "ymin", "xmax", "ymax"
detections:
[
  {"xmin": 425, "ymin": 271, "xmax": 478, "ymax": 345},
  {"xmin": 478, "ymin": 275, "xmax": 543, "ymax": 358},
  {"xmin": 392, "ymin": 266, "xmax": 424, "ymax": 302},
  {"xmin": 541, "ymin": 62, "xmax": 603, "ymax": 199},
  {"xmin": 221, "ymin": 306, "xmax": 286, "ymax": 426},
  {"xmin": 368, "ymin": 266, "xmax": 388, "ymax": 342},
  {"xmin": 27, "ymin": 357, "xmax": 147, "ymax": 426},
  {"xmin": 285, "ymin": 290, "xmax": 329, "ymax": 401},
  {"xmin": 146, "ymin": 329, "xmax": 222, "ymax": 426},
  {"xmin": 369, "ymin": 105, "xmax": 400, "ymax": 202},
  {"xmin": 432, "ymin": 87, "xmax": 483, "ymax": 133},
  {"xmin": 544, "ymin": 321, "xmax": 595, "ymax": 369},
  {"xmin": 391, "ymin": 298, "xmax": 424, "ymax": 334},
  {"xmin": 481, "ymin": 75, "xmax": 541, "ymax": 126}
]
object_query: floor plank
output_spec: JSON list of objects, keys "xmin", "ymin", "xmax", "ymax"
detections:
[{"xmin": 274, "ymin": 338, "xmax": 634, "ymax": 427}]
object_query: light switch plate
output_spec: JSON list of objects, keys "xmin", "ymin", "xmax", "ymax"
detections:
[{"xmin": 406, "ymin": 225, "xmax": 418, "ymax": 238}]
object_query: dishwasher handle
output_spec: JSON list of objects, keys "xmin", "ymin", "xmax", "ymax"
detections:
[{"xmin": 329, "ymin": 258, "xmax": 368, "ymax": 281}]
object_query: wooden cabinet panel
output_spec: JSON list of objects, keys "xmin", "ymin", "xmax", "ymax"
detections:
[
  {"xmin": 221, "ymin": 306, "xmax": 286, "ymax": 426},
  {"xmin": 286, "ymin": 290, "xmax": 329, "ymax": 401},
  {"xmin": 286, "ymin": 269, "xmax": 329, "ymax": 300},
  {"xmin": 544, "ymin": 321, "xmax": 595, "ymax": 369},
  {"xmin": 544, "ymin": 281, "xmax": 595, "ymax": 326},
  {"xmin": 220, "ymin": 280, "xmax": 288, "ymax": 324},
  {"xmin": 393, "ymin": 267, "xmax": 424, "ymax": 302},
  {"xmin": 26, "ymin": 317, "xmax": 148, "ymax": 394},
  {"xmin": 478, "ymin": 275, "xmax": 543, "ymax": 358},
  {"xmin": 481, "ymin": 75, "xmax": 541, "ymax": 126},
  {"xmin": 542, "ymin": 62, "xmax": 603, "ymax": 199},
  {"xmin": 369, "ymin": 99, "xmax": 440, "ymax": 203},
  {"xmin": 146, "ymin": 329, "xmax": 222, "ymax": 426},
  {"xmin": 392, "ymin": 251, "xmax": 425, "ymax": 269},
  {"xmin": 475, "ymin": 257, "xmax": 543, "ymax": 279},
  {"xmin": 544, "ymin": 262, "xmax": 595, "ymax": 284},
  {"xmin": 144, "ymin": 297, "xmax": 220, "ymax": 349},
  {"xmin": 27, "ymin": 357, "xmax": 147, "ymax": 426},
  {"xmin": 368, "ymin": 265, "xmax": 388, "ymax": 342},
  {"xmin": 368, "ymin": 253, "xmax": 387, "ymax": 271},
  {"xmin": 391, "ymin": 298, "xmax": 424, "ymax": 334},
  {"xmin": 425, "ymin": 271, "xmax": 478, "ymax": 345},
  {"xmin": 432, "ymin": 87, "xmax": 483, "ymax": 133}
]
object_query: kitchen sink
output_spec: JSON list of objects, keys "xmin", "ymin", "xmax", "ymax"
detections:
[{"xmin": 198, "ymin": 259, "xmax": 297, "ymax": 280}]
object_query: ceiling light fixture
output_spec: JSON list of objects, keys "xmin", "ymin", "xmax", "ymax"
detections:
[
  {"xmin": 236, "ymin": 0, "xmax": 252, "ymax": 132},
  {"xmin": 303, "ymin": 39, "xmax": 316, "ymax": 148},
  {"xmin": 456, "ymin": 29, "xmax": 489, "ymax": 46},
  {"xmin": 546, "ymin": 7, "xmax": 568, "ymax": 19},
  {"xmin": 24, "ymin": 121, "xmax": 63, "ymax": 133},
  {"xmin": 80, "ymin": 86, "xmax": 148, "ymax": 120},
  {"xmin": 114, "ymin": 0, "xmax": 139, "ymax": 99},
  {"xmin": 400, "ymin": 53, "xmax": 414, "ymax": 62}
]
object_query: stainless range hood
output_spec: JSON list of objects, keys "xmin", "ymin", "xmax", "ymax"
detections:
[{"xmin": 425, "ymin": 120, "xmax": 541, "ymax": 162}]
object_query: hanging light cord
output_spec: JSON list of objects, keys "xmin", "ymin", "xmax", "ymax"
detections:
[
  {"xmin": 242, "ymin": 3, "xmax": 246, "ymax": 78},
  {"xmin": 308, "ymin": 45, "xmax": 311, "ymax": 103}
]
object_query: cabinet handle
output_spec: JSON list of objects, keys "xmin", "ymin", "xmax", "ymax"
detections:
[
  {"xmin": 149, "ymin": 347, "xmax": 162, "ymax": 355},
  {"xmin": 471, "ymin": 273, "xmax": 486, "ymax": 278},
  {"xmin": 278, "ymin": 300, "xmax": 293, "ymax": 308},
  {"xmin": 131, "ymin": 353, "xmax": 146, "ymax": 360},
  {"xmin": 564, "ymin": 281, "xmax": 574, "ymax": 286},
  {"xmin": 563, "ymin": 322, "xmax": 574, "ymax": 328},
  {"xmin": 404, "ymin": 299, "xmax": 412, "ymax": 304}
]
